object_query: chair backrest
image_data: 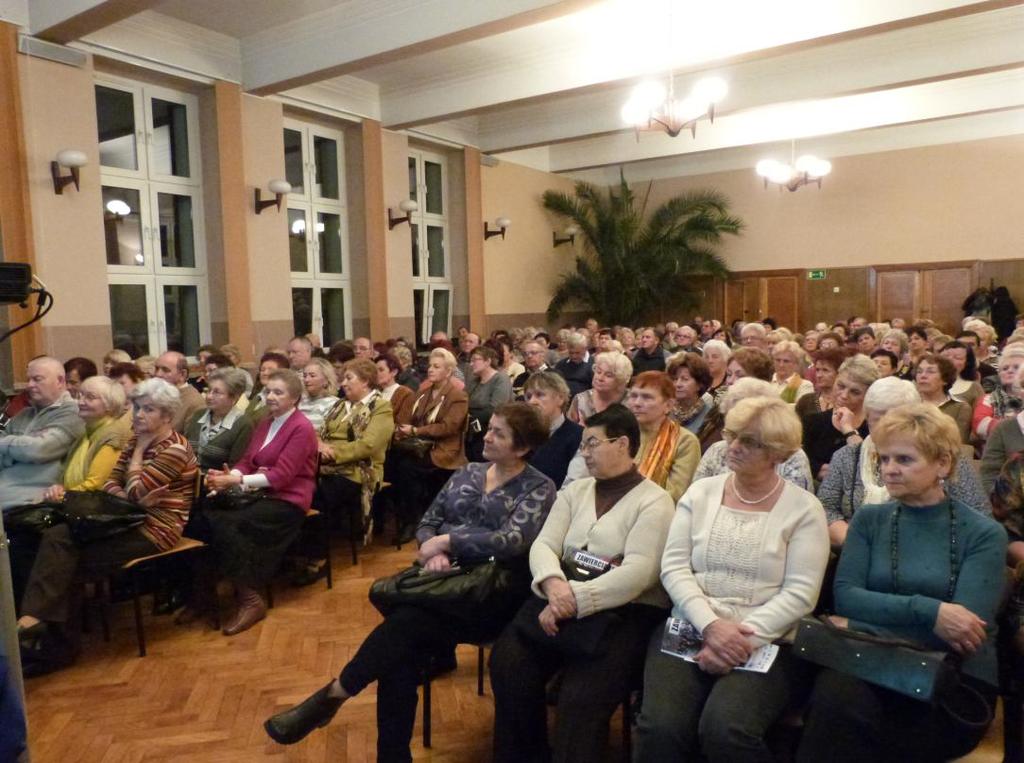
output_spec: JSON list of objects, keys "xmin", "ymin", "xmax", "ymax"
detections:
[{"xmin": 193, "ymin": 469, "xmax": 203, "ymax": 499}]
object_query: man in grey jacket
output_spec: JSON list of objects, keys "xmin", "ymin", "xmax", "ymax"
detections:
[{"xmin": 0, "ymin": 357, "xmax": 85, "ymax": 511}]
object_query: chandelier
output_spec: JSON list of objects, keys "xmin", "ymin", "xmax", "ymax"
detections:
[
  {"xmin": 756, "ymin": 143, "xmax": 832, "ymax": 192},
  {"xmin": 621, "ymin": 76, "xmax": 727, "ymax": 139}
]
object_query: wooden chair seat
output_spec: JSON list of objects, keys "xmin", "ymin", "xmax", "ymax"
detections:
[{"xmin": 122, "ymin": 537, "xmax": 205, "ymax": 571}]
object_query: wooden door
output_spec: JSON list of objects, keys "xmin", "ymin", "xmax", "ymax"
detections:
[
  {"xmin": 725, "ymin": 280, "xmax": 747, "ymax": 324},
  {"xmin": 876, "ymin": 271, "xmax": 919, "ymax": 325},
  {"xmin": 761, "ymin": 276, "xmax": 798, "ymax": 330},
  {"xmin": 921, "ymin": 267, "xmax": 975, "ymax": 334}
]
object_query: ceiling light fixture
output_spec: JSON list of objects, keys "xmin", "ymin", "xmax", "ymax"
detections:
[
  {"xmin": 621, "ymin": 76, "xmax": 727, "ymax": 139},
  {"xmin": 756, "ymin": 142, "xmax": 832, "ymax": 192}
]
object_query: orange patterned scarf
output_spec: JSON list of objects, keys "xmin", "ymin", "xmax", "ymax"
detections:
[{"xmin": 637, "ymin": 418, "xmax": 682, "ymax": 489}]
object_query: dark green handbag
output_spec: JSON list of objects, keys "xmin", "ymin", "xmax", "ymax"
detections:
[{"xmin": 60, "ymin": 490, "xmax": 147, "ymax": 543}]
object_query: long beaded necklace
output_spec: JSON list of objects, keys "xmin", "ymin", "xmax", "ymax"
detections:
[
  {"xmin": 889, "ymin": 500, "xmax": 959, "ymax": 601},
  {"xmin": 730, "ymin": 473, "xmax": 782, "ymax": 505}
]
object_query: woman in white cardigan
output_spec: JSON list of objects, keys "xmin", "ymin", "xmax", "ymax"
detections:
[
  {"xmin": 634, "ymin": 396, "xmax": 829, "ymax": 762},
  {"xmin": 490, "ymin": 403, "xmax": 675, "ymax": 763}
]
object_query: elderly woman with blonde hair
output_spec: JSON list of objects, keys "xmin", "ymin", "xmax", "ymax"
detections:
[
  {"xmin": 770, "ymin": 340, "xmax": 813, "ymax": 404},
  {"xmin": 635, "ymin": 397, "xmax": 829, "ymax": 760},
  {"xmin": 693, "ymin": 378, "xmax": 814, "ymax": 491},
  {"xmin": 390, "ymin": 346, "xmax": 469, "ymax": 543},
  {"xmin": 298, "ymin": 357, "xmax": 340, "ymax": 430},
  {"xmin": 568, "ymin": 351, "xmax": 631, "ymax": 425},
  {"xmin": 797, "ymin": 404, "xmax": 1006, "ymax": 762},
  {"xmin": 817, "ymin": 377, "xmax": 989, "ymax": 548}
]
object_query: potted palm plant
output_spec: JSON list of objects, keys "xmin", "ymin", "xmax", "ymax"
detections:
[{"xmin": 544, "ymin": 172, "xmax": 743, "ymax": 325}]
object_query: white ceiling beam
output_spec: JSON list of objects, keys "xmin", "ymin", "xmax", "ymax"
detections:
[
  {"xmin": 477, "ymin": 6, "xmax": 1024, "ymax": 153},
  {"xmin": 29, "ymin": 0, "xmax": 161, "ymax": 43},
  {"xmin": 545, "ymin": 68, "xmax": 1024, "ymax": 172},
  {"xmin": 242, "ymin": 0, "xmax": 596, "ymax": 96},
  {"xmin": 381, "ymin": 0, "xmax": 1021, "ymax": 129},
  {"xmin": 552, "ymin": 109, "xmax": 1024, "ymax": 185}
]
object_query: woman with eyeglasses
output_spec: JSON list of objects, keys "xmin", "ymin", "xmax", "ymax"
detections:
[{"xmin": 634, "ymin": 396, "xmax": 829, "ymax": 760}]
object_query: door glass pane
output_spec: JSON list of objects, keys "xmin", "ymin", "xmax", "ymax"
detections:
[
  {"xmin": 411, "ymin": 225, "xmax": 421, "ymax": 278},
  {"xmin": 426, "ymin": 225, "xmax": 445, "ymax": 278},
  {"xmin": 292, "ymin": 288, "xmax": 313, "ymax": 337},
  {"xmin": 431, "ymin": 289, "xmax": 450, "ymax": 337},
  {"xmin": 102, "ymin": 186, "xmax": 145, "ymax": 267},
  {"xmin": 150, "ymin": 98, "xmax": 190, "ymax": 178},
  {"xmin": 288, "ymin": 209, "xmax": 308, "ymax": 272},
  {"xmin": 321, "ymin": 288, "xmax": 345, "ymax": 347},
  {"xmin": 408, "ymin": 157, "xmax": 418, "ymax": 203},
  {"xmin": 156, "ymin": 192, "xmax": 195, "ymax": 268},
  {"xmin": 162, "ymin": 284, "xmax": 200, "ymax": 355},
  {"xmin": 313, "ymin": 135, "xmax": 339, "ymax": 200},
  {"xmin": 317, "ymin": 212, "xmax": 342, "ymax": 274},
  {"xmin": 283, "ymin": 128, "xmax": 304, "ymax": 195},
  {"xmin": 413, "ymin": 288, "xmax": 425, "ymax": 345},
  {"xmin": 425, "ymin": 160, "xmax": 443, "ymax": 214},
  {"xmin": 96, "ymin": 85, "xmax": 138, "ymax": 171},
  {"xmin": 109, "ymin": 284, "xmax": 149, "ymax": 355}
]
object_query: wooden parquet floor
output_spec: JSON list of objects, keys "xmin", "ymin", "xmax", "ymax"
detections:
[{"xmin": 23, "ymin": 537, "xmax": 1007, "ymax": 763}]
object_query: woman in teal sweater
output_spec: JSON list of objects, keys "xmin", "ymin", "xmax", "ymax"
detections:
[{"xmin": 797, "ymin": 404, "xmax": 1007, "ymax": 762}]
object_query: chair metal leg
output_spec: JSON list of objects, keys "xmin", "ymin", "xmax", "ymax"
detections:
[
  {"xmin": 422, "ymin": 673, "xmax": 432, "ymax": 748},
  {"xmin": 477, "ymin": 645, "xmax": 485, "ymax": 696},
  {"xmin": 131, "ymin": 571, "xmax": 146, "ymax": 657},
  {"xmin": 323, "ymin": 514, "xmax": 333, "ymax": 589},
  {"xmin": 100, "ymin": 578, "xmax": 111, "ymax": 643},
  {"xmin": 349, "ymin": 504, "xmax": 359, "ymax": 566}
]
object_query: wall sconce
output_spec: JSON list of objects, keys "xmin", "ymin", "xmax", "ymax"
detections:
[
  {"xmin": 553, "ymin": 224, "xmax": 580, "ymax": 247},
  {"xmin": 484, "ymin": 216, "xmax": 511, "ymax": 241},
  {"xmin": 254, "ymin": 179, "xmax": 292, "ymax": 214},
  {"xmin": 51, "ymin": 149, "xmax": 87, "ymax": 195},
  {"xmin": 388, "ymin": 199, "xmax": 418, "ymax": 229}
]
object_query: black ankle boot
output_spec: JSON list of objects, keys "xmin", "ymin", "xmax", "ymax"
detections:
[{"xmin": 264, "ymin": 682, "xmax": 344, "ymax": 745}]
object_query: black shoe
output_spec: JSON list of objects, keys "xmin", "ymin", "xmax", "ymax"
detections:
[
  {"xmin": 264, "ymin": 683, "xmax": 344, "ymax": 745},
  {"xmin": 290, "ymin": 561, "xmax": 327, "ymax": 587},
  {"xmin": 395, "ymin": 523, "xmax": 417, "ymax": 546},
  {"xmin": 153, "ymin": 587, "xmax": 186, "ymax": 616}
]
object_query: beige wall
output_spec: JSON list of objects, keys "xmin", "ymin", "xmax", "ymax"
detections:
[
  {"xmin": 382, "ymin": 129, "xmax": 414, "ymax": 338},
  {"xmin": 642, "ymin": 135, "xmax": 1024, "ymax": 273},
  {"xmin": 481, "ymin": 160, "xmax": 577, "ymax": 318},
  {"xmin": 19, "ymin": 52, "xmax": 111, "ymax": 362},
  {"xmin": 240, "ymin": 94, "xmax": 292, "ymax": 349}
]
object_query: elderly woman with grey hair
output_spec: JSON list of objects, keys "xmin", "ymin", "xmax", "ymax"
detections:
[
  {"xmin": 692, "ymin": 378, "xmax": 814, "ymax": 491},
  {"xmin": 567, "ymin": 351, "xmax": 631, "ymax": 425},
  {"xmin": 17, "ymin": 378, "xmax": 198, "ymax": 672},
  {"xmin": 185, "ymin": 367, "xmax": 255, "ymax": 471},
  {"xmin": 817, "ymin": 376, "xmax": 990, "ymax": 548}
]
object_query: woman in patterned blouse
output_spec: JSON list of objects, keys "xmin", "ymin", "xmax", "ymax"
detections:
[
  {"xmin": 17, "ymin": 378, "xmax": 198, "ymax": 672},
  {"xmin": 265, "ymin": 402, "xmax": 557, "ymax": 760}
]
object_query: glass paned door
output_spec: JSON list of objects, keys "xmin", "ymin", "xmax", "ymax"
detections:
[
  {"xmin": 426, "ymin": 225, "xmax": 446, "ymax": 278},
  {"xmin": 283, "ymin": 128, "xmax": 305, "ymax": 196},
  {"xmin": 424, "ymin": 159, "xmax": 444, "ymax": 215},
  {"xmin": 292, "ymin": 287, "xmax": 314, "ymax": 337},
  {"xmin": 321, "ymin": 288, "xmax": 346, "ymax": 347},
  {"xmin": 313, "ymin": 134, "xmax": 340, "ymax": 201},
  {"xmin": 429, "ymin": 286, "xmax": 451, "ymax": 339},
  {"xmin": 413, "ymin": 288, "xmax": 426, "ymax": 345},
  {"xmin": 149, "ymin": 97, "xmax": 191, "ymax": 179},
  {"xmin": 109, "ymin": 282, "xmax": 153, "ymax": 355},
  {"xmin": 317, "ymin": 211, "xmax": 343, "ymax": 274},
  {"xmin": 288, "ymin": 208, "xmax": 310, "ymax": 272},
  {"xmin": 155, "ymin": 191, "xmax": 196, "ymax": 268},
  {"xmin": 102, "ymin": 186, "xmax": 146, "ymax": 267},
  {"xmin": 162, "ymin": 284, "xmax": 200, "ymax": 355},
  {"xmin": 95, "ymin": 85, "xmax": 139, "ymax": 172}
]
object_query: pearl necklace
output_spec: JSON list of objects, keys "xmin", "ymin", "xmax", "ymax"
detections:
[{"xmin": 730, "ymin": 473, "xmax": 782, "ymax": 505}]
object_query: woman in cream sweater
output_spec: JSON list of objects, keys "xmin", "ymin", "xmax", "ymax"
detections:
[
  {"xmin": 634, "ymin": 396, "xmax": 829, "ymax": 762},
  {"xmin": 490, "ymin": 403, "xmax": 675, "ymax": 763}
]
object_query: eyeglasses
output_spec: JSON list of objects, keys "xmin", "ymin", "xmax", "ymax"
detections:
[
  {"xmin": 580, "ymin": 436, "xmax": 621, "ymax": 453},
  {"xmin": 721, "ymin": 429, "xmax": 766, "ymax": 450}
]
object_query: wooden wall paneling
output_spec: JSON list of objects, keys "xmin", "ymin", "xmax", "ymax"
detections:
[
  {"xmin": 724, "ymin": 279, "xmax": 745, "ymax": 325},
  {"xmin": 801, "ymin": 268, "xmax": 871, "ymax": 327},
  {"xmin": 921, "ymin": 266, "xmax": 976, "ymax": 334},
  {"xmin": 876, "ymin": 270, "xmax": 920, "ymax": 324}
]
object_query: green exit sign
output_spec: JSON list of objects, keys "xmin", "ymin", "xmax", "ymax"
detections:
[{"xmin": 807, "ymin": 269, "xmax": 827, "ymax": 281}]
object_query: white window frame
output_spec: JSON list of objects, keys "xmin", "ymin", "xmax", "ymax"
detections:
[
  {"xmin": 284, "ymin": 118, "xmax": 351, "ymax": 344},
  {"xmin": 409, "ymin": 149, "xmax": 452, "ymax": 343},
  {"xmin": 98, "ymin": 75, "xmax": 209, "ymax": 357}
]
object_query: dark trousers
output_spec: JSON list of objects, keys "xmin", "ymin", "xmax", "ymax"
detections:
[
  {"xmin": 489, "ymin": 601, "xmax": 662, "ymax": 763},
  {"xmin": 338, "ymin": 604, "xmax": 482, "ymax": 763},
  {"xmin": 633, "ymin": 630, "xmax": 813, "ymax": 762},
  {"xmin": 315, "ymin": 474, "xmax": 362, "ymax": 538},
  {"xmin": 796, "ymin": 668, "xmax": 996, "ymax": 763},
  {"xmin": 389, "ymin": 452, "xmax": 452, "ymax": 529},
  {"xmin": 20, "ymin": 524, "xmax": 158, "ymax": 624}
]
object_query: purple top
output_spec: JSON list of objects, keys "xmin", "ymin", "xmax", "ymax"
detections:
[{"xmin": 417, "ymin": 462, "xmax": 556, "ymax": 561}]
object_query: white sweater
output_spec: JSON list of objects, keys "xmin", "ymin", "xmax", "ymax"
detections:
[
  {"xmin": 662, "ymin": 473, "xmax": 829, "ymax": 646},
  {"xmin": 530, "ymin": 477, "xmax": 675, "ymax": 617}
]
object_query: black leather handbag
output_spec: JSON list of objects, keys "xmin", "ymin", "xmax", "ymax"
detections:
[
  {"xmin": 60, "ymin": 490, "xmax": 147, "ymax": 543},
  {"xmin": 3, "ymin": 503, "xmax": 63, "ymax": 534},
  {"xmin": 392, "ymin": 436, "xmax": 433, "ymax": 462},
  {"xmin": 369, "ymin": 558, "xmax": 516, "ymax": 619}
]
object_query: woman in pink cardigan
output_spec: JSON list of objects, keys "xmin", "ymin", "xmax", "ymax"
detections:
[{"xmin": 204, "ymin": 369, "xmax": 318, "ymax": 636}]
